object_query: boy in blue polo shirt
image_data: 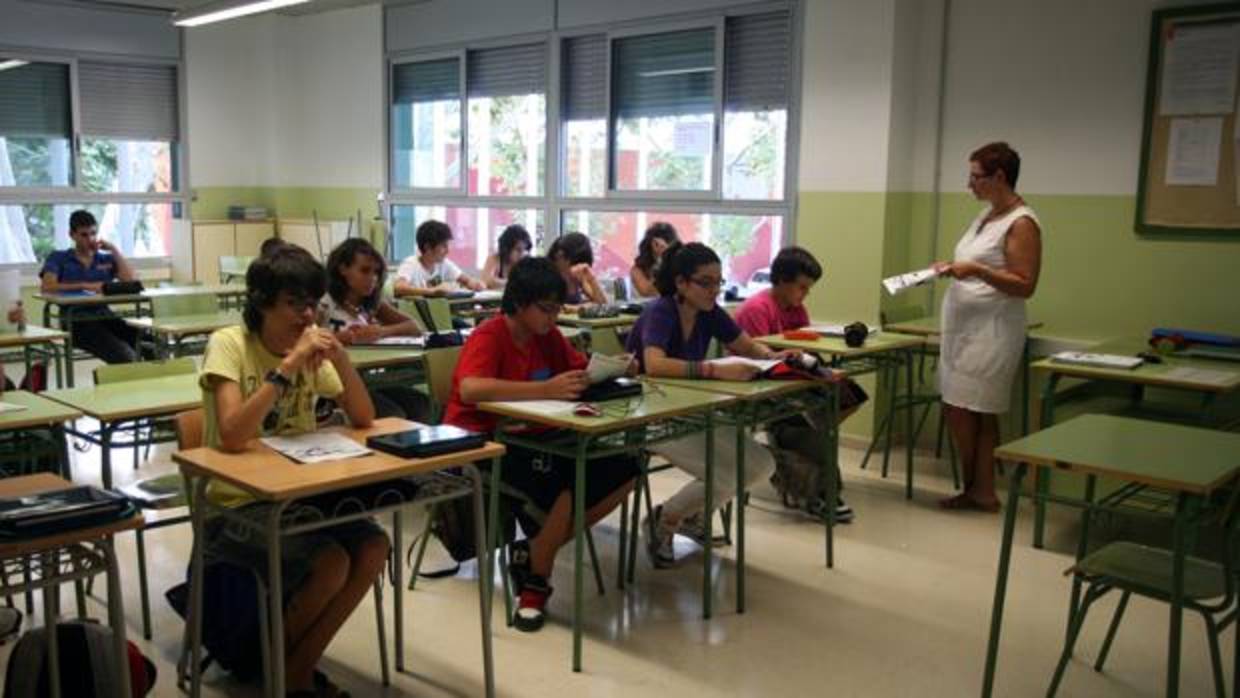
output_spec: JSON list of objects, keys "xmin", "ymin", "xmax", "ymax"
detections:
[{"xmin": 39, "ymin": 210, "xmax": 140, "ymax": 364}]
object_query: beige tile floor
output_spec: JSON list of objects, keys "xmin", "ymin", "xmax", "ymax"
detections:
[{"xmin": 1, "ymin": 424, "xmax": 1229, "ymax": 698}]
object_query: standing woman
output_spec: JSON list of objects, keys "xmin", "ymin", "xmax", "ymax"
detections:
[
  {"xmin": 630, "ymin": 222, "xmax": 679, "ymax": 298},
  {"xmin": 481, "ymin": 224, "xmax": 533, "ymax": 289},
  {"xmin": 936, "ymin": 142, "xmax": 1042, "ymax": 512}
]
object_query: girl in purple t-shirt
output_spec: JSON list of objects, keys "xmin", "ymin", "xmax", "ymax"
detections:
[{"xmin": 627, "ymin": 242, "xmax": 795, "ymax": 567}]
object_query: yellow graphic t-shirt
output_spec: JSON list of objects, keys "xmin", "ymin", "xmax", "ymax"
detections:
[{"xmin": 199, "ymin": 325, "xmax": 343, "ymax": 506}]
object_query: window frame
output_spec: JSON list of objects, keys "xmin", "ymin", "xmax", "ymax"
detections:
[
  {"xmin": 388, "ymin": 48, "xmax": 468, "ymax": 197},
  {"xmin": 382, "ymin": 1, "xmax": 802, "ymax": 265},
  {"xmin": 0, "ymin": 45, "xmax": 189, "ymax": 264}
]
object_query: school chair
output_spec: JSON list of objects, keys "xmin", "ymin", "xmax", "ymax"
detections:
[
  {"xmin": 141, "ymin": 290, "xmax": 220, "ymax": 358},
  {"xmin": 174, "ymin": 409, "xmax": 392, "ymax": 691},
  {"xmin": 93, "ymin": 357, "xmax": 197, "ymax": 472},
  {"xmin": 413, "ymin": 297, "xmax": 455, "ymax": 334},
  {"xmin": 1046, "ymin": 490, "xmax": 1240, "ymax": 697},
  {"xmin": 862, "ymin": 305, "xmax": 960, "ymax": 492},
  {"xmin": 404, "ymin": 347, "xmax": 611, "ymax": 618}
]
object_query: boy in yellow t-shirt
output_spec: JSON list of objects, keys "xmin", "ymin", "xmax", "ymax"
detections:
[{"xmin": 199, "ymin": 246, "xmax": 385, "ymax": 697}]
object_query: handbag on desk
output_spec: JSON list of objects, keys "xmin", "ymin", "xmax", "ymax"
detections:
[{"xmin": 102, "ymin": 280, "xmax": 144, "ymax": 296}]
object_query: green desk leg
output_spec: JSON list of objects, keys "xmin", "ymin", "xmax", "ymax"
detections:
[
  {"xmin": 63, "ymin": 307, "xmax": 75, "ymax": 388},
  {"xmin": 825, "ymin": 382, "xmax": 839, "ymax": 568},
  {"xmin": 1167, "ymin": 493, "xmax": 1188, "ymax": 698},
  {"xmin": 702, "ymin": 412, "xmax": 715, "ymax": 620},
  {"xmin": 980, "ymin": 462, "xmax": 1028, "ymax": 698},
  {"xmin": 486, "ymin": 453, "xmax": 505, "ymax": 621},
  {"xmin": 905, "ymin": 348, "xmax": 915, "ymax": 499},
  {"xmin": 1064, "ymin": 476, "xmax": 1096, "ymax": 645},
  {"xmin": 735, "ymin": 409, "xmax": 747, "ymax": 614},
  {"xmin": 1032, "ymin": 373, "xmax": 1061, "ymax": 549},
  {"xmin": 100, "ymin": 421, "xmax": 117, "ymax": 490},
  {"xmin": 572, "ymin": 437, "xmax": 588, "ymax": 672}
]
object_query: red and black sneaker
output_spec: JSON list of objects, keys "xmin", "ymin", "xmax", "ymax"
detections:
[{"xmin": 513, "ymin": 574, "xmax": 552, "ymax": 632}]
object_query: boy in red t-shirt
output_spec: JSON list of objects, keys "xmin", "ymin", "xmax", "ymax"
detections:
[
  {"xmin": 735, "ymin": 247, "xmax": 867, "ymax": 523},
  {"xmin": 443, "ymin": 257, "xmax": 637, "ymax": 632}
]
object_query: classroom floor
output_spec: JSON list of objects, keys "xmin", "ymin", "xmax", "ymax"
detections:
[{"xmin": 1, "ymin": 426, "xmax": 1229, "ymax": 698}]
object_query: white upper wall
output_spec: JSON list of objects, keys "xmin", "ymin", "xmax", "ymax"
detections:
[
  {"xmin": 797, "ymin": 0, "xmax": 897, "ymax": 192},
  {"xmin": 271, "ymin": 4, "xmax": 383, "ymax": 188}
]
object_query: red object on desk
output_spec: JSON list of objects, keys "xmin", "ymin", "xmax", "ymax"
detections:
[{"xmin": 782, "ymin": 330, "xmax": 819, "ymax": 341}]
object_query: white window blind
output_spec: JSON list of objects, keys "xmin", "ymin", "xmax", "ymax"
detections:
[
  {"xmin": 467, "ymin": 43, "xmax": 546, "ymax": 97},
  {"xmin": 78, "ymin": 61, "xmax": 179, "ymax": 141},
  {"xmin": 725, "ymin": 11, "xmax": 792, "ymax": 112}
]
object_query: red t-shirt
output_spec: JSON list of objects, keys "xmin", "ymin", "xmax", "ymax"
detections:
[
  {"xmin": 443, "ymin": 315, "xmax": 587, "ymax": 433},
  {"xmin": 734, "ymin": 288, "xmax": 809, "ymax": 337}
]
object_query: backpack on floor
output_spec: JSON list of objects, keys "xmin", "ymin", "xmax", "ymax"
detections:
[
  {"xmin": 414, "ymin": 490, "xmax": 516, "ymax": 579},
  {"xmin": 164, "ymin": 562, "xmax": 264, "ymax": 681},
  {"xmin": 768, "ymin": 378, "xmax": 869, "ymax": 518},
  {"xmin": 2, "ymin": 619, "xmax": 156, "ymax": 698}
]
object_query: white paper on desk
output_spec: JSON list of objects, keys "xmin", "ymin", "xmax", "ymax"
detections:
[
  {"xmin": 373, "ymin": 335, "xmax": 424, "ymax": 346},
  {"xmin": 1164, "ymin": 367, "xmax": 1238, "ymax": 386},
  {"xmin": 586, "ymin": 353, "xmax": 633, "ymax": 384},
  {"xmin": 261, "ymin": 431, "xmax": 372, "ymax": 464},
  {"xmin": 0, "ymin": 402, "xmax": 28, "ymax": 414},
  {"xmin": 473, "ymin": 289, "xmax": 503, "ymax": 302},
  {"xmin": 882, "ymin": 267, "xmax": 939, "ymax": 296},
  {"xmin": 1160, "ymin": 23, "xmax": 1240, "ymax": 116},
  {"xmin": 489, "ymin": 399, "xmax": 578, "ymax": 415},
  {"xmin": 1166, "ymin": 117, "xmax": 1223, "ymax": 185},
  {"xmin": 706, "ymin": 356, "xmax": 780, "ymax": 373}
]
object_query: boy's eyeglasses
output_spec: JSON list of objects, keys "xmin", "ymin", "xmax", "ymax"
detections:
[
  {"xmin": 534, "ymin": 301, "xmax": 563, "ymax": 315},
  {"xmin": 689, "ymin": 276, "xmax": 723, "ymax": 290},
  {"xmin": 282, "ymin": 295, "xmax": 319, "ymax": 313}
]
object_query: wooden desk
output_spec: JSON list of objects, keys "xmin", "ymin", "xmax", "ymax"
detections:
[
  {"xmin": 175, "ymin": 418, "xmax": 503, "ymax": 698},
  {"xmin": 479, "ymin": 383, "xmax": 736, "ymax": 671},
  {"xmin": 0, "ymin": 473, "xmax": 142, "ymax": 698},
  {"xmin": 124, "ymin": 311, "xmax": 241, "ymax": 358},
  {"xmin": 42, "ymin": 374, "xmax": 199, "ymax": 488},
  {"xmin": 1029, "ymin": 336, "xmax": 1240, "ymax": 548},
  {"xmin": 648, "ymin": 376, "xmax": 844, "ymax": 573},
  {"xmin": 982, "ymin": 415, "xmax": 1240, "ymax": 698},
  {"xmin": 760, "ymin": 330, "xmax": 926, "ymax": 499},
  {"xmin": 0, "ymin": 325, "xmax": 69, "ymax": 388},
  {"xmin": 0, "ymin": 391, "xmax": 82, "ymax": 479}
]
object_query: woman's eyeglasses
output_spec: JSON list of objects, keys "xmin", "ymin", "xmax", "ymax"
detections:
[{"xmin": 689, "ymin": 276, "xmax": 723, "ymax": 290}]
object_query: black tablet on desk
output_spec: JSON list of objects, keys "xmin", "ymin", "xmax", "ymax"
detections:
[{"xmin": 366, "ymin": 425, "xmax": 486, "ymax": 459}]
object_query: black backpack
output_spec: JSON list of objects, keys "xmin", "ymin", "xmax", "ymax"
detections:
[
  {"xmin": 165, "ymin": 561, "xmax": 264, "ymax": 680},
  {"xmin": 414, "ymin": 489, "xmax": 516, "ymax": 579}
]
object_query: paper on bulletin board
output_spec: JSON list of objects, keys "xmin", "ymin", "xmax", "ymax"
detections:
[
  {"xmin": 1165, "ymin": 117, "xmax": 1222, "ymax": 185},
  {"xmin": 1159, "ymin": 23, "xmax": 1240, "ymax": 115}
]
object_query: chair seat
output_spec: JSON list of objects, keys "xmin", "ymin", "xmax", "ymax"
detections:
[
  {"xmin": 119, "ymin": 473, "xmax": 188, "ymax": 509},
  {"xmin": 1075, "ymin": 541, "xmax": 1226, "ymax": 601}
]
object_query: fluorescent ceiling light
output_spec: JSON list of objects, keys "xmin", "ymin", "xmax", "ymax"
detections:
[
  {"xmin": 0, "ymin": 60, "xmax": 30, "ymax": 72},
  {"xmin": 173, "ymin": 0, "xmax": 311, "ymax": 27},
  {"xmin": 638, "ymin": 67, "xmax": 713, "ymax": 78}
]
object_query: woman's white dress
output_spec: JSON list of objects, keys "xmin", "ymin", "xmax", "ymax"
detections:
[{"xmin": 938, "ymin": 204, "xmax": 1039, "ymax": 414}]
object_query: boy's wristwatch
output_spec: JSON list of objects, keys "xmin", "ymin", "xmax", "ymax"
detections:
[{"xmin": 264, "ymin": 369, "xmax": 292, "ymax": 395}]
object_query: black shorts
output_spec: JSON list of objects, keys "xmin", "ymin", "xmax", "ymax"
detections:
[{"xmin": 490, "ymin": 439, "xmax": 638, "ymax": 533}]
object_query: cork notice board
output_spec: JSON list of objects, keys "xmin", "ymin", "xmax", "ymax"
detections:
[{"xmin": 1137, "ymin": 3, "xmax": 1240, "ymax": 236}]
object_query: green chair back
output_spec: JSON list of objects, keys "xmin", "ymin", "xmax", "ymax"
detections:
[
  {"xmin": 415, "ymin": 297, "xmax": 454, "ymax": 333},
  {"xmin": 589, "ymin": 327, "xmax": 626, "ymax": 356},
  {"xmin": 422, "ymin": 346, "xmax": 462, "ymax": 422},
  {"xmin": 151, "ymin": 291, "xmax": 218, "ymax": 318},
  {"xmin": 880, "ymin": 303, "xmax": 927, "ymax": 327},
  {"xmin": 94, "ymin": 356, "xmax": 197, "ymax": 385}
]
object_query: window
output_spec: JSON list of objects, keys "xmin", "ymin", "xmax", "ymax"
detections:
[
  {"xmin": 0, "ymin": 56, "xmax": 184, "ymax": 264},
  {"xmin": 467, "ymin": 44, "xmax": 546, "ymax": 196},
  {"xmin": 392, "ymin": 58, "xmax": 463, "ymax": 190},
  {"xmin": 562, "ymin": 210, "xmax": 783, "ymax": 288},
  {"xmin": 0, "ymin": 60, "xmax": 73, "ymax": 189},
  {"xmin": 610, "ymin": 28, "xmax": 716, "ymax": 192},
  {"xmin": 391, "ymin": 205, "xmax": 544, "ymax": 270},
  {"xmin": 385, "ymin": 6, "xmax": 797, "ymax": 278},
  {"xmin": 1, "ymin": 202, "xmax": 174, "ymax": 262}
]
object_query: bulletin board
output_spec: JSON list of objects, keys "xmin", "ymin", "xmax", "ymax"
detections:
[{"xmin": 1137, "ymin": 3, "xmax": 1240, "ymax": 236}]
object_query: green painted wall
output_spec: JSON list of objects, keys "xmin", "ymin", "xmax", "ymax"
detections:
[{"xmin": 191, "ymin": 186, "xmax": 380, "ymax": 222}]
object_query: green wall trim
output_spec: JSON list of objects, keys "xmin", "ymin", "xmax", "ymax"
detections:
[{"xmin": 191, "ymin": 186, "xmax": 381, "ymax": 222}]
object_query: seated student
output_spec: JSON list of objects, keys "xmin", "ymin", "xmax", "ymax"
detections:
[
  {"xmin": 630, "ymin": 222, "xmax": 679, "ymax": 298},
  {"xmin": 393, "ymin": 220, "xmax": 485, "ymax": 297},
  {"xmin": 481, "ymin": 224, "xmax": 533, "ymax": 289},
  {"xmin": 200, "ymin": 246, "xmax": 388, "ymax": 698},
  {"xmin": 547, "ymin": 232, "xmax": 607, "ymax": 307},
  {"xmin": 39, "ymin": 210, "xmax": 140, "ymax": 365},
  {"xmin": 260, "ymin": 236, "xmax": 288, "ymax": 258},
  {"xmin": 321, "ymin": 238, "xmax": 429, "ymax": 422},
  {"xmin": 443, "ymin": 257, "xmax": 637, "ymax": 632},
  {"xmin": 734, "ymin": 246, "xmax": 867, "ymax": 523},
  {"xmin": 626, "ymin": 242, "xmax": 795, "ymax": 567},
  {"xmin": 0, "ymin": 305, "xmax": 22, "ymax": 390}
]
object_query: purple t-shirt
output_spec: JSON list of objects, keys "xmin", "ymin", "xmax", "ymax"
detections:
[{"xmin": 626, "ymin": 295, "xmax": 742, "ymax": 371}]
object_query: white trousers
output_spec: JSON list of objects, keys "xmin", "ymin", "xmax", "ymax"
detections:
[{"xmin": 650, "ymin": 426, "xmax": 775, "ymax": 520}]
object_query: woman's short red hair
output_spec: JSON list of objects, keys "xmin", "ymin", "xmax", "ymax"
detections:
[{"xmin": 970, "ymin": 142, "xmax": 1020, "ymax": 189}]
